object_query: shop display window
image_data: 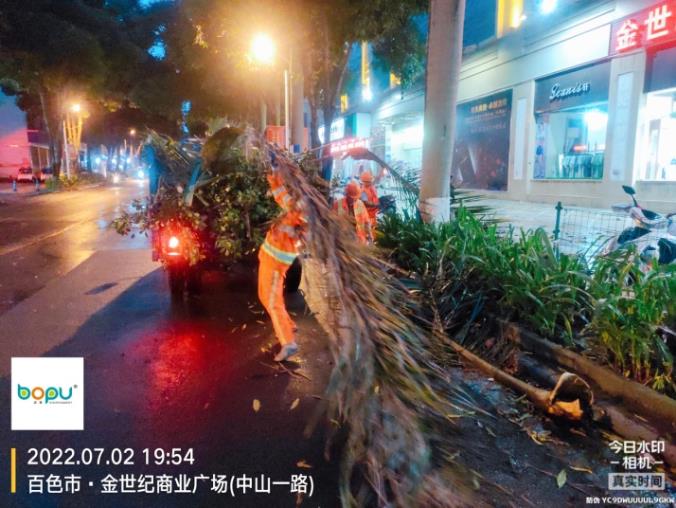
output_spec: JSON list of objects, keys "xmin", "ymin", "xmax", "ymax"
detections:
[
  {"xmin": 640, "ymin": 88, "xmax": 676, "ymax": 182},
  {"xmin": 533, "ymin": 105, "xmax": 607, "ymax": 180}
]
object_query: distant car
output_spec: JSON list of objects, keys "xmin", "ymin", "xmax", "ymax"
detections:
[
  {"xmin": 39, "ymin": 167, "xmax": 54, "ymax": 182},
  {"xmin": 15, "ymin": 167, "xmax": 35, "ymax": 183}
]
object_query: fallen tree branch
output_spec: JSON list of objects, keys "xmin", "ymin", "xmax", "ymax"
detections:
[
  {"xmin": 448, "ymin": 339, "xmax": 588, "ymax": 421},
  {"xmin": 502, "ymin": 322, "xmax": 676, "ymax": 428},
  {"xmin": 515, "ymin": 352, "xmax": 676, "ymax": 467}
]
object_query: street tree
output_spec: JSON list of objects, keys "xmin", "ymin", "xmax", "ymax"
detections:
[
  {"xmin": 0, "ymin": 0, "xmax": 176, "ymax": 173},
  {"xmin": 301, "ymin": 0, "xmax": 428, "ymax": 150},
  {"xmin": 419, "ymin": 0, "xmax": 466, "ymax": 223},
  {"xmin": 155, "ymin": 0, "xmax": 427, "ymax": 151}
]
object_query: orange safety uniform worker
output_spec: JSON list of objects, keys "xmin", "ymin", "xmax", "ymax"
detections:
[
  {"xmin": 333, "ymin": 181, "xmax": 372, "ymax": 245},
  {"xmin": 359, "ymin": 171, "xmax": 379, "ymax": 228},
  {"xmin": 258, "ymin": 161, "xmax": 304, "ymax": 362}
]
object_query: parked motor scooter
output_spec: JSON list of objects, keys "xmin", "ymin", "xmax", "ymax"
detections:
[{"xmin": 606, "ymin": 185, "xmax": 676, "ymax": 268}]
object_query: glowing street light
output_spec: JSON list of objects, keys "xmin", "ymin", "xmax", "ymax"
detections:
[
  {"xmin": 64, "ymin": 101, "xmax": 86, "ymax": 177},
  {"xmin": 129, "ymin": 128, "xmax": 137, "ymax": 136},
  {"xmin": 250, "ymin": 33, "xmax": 290, "ymax": 147},
  {"xmin": 539, "ymin": 0, "xmax": 557, "ymax": 15},
  {"xmin": 250, "ymin": 33, "xmax": 276, "ymax": 66}
]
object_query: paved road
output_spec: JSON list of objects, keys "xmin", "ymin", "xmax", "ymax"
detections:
[
  {"xmin": 0, "ymin": 181, "xmax": 148, "ymax": 316},
  {"xmin": 0, "ymin": 183, "xmax": 340, "ymax": 507}
]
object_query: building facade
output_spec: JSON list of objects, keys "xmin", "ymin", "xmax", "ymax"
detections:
[
  {"xmin": 0, "ymin": 91, "xmax": 32, "ymax": 179},
  {"xmin": 329, "ymin": 0, "xmax": 676, "ymax": 213}
]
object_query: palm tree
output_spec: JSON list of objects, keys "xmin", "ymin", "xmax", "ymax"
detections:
[{"xmin": 419, "ymin": 0, "xmax": 466, "ymax": 223}]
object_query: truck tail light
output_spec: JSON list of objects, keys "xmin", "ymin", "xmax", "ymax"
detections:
[{"xmin": 168, "ymin": 236, "xmax": 180, "ymax": 250}]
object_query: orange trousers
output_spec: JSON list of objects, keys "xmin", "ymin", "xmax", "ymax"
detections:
[{"xmin": 258, "ymin": 251, "xmax": 296, "ymax": 346}]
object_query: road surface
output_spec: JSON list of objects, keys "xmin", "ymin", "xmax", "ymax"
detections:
[{"xmin": 0, "ymin": 182, "xmax": 340, "ymax": 507}]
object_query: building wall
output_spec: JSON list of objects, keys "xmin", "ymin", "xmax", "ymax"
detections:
[
  {"xmin": 0, "ymin": 92, "xmax": 31, "ymax": 179},
  {"xmin": 369, "ymin": 0, "xmax": 676, "ymax": 213}
]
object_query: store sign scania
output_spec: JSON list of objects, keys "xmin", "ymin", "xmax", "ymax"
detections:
[
  {"xmin": 549, "ymin": 81, "xmax": 591, "ymax": 102},
  {"xmin": 610, "ymin": 1, "xmax": 676, "ymax": 55},
  {"xmin": 535, "ymin": 61, "xmax": 610, "ymax": 113}
]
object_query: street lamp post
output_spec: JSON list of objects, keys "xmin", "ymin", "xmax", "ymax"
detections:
[
  {"xmin": 63, "ymin": 102, "xmax": 85, "ymax": 178},
  {"xmin": 126, "ymin": 128, "xmax": 137, "ymax": 173},
  {"xmin": 250, "ymin": 33, "xmax": 291, "ymax": 149}
]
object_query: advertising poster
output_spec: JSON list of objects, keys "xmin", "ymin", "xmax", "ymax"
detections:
[{"xmin": 452, "ymin": 89, "xmax": 512, "ymax": 191}]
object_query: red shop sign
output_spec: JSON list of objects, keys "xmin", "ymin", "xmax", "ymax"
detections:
[
  {"xmin": 610, "ymin": 1, "xmax": 676, "ymax": 55},
  {"xmin": 330, "ymin": 137, "xmax": 368, "ymax": 155}
]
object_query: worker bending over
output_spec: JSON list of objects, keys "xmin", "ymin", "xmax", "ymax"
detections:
[
  {"xmin": 333, "ymin": 181, "xmax": 373, "ymax": 245},
  {"xmin": 359, "ymin": 171, "xmax": 379, "ymax": 229}
]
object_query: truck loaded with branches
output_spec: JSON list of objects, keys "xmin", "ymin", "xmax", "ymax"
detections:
[{"xmin": 113, "ymin": 128, "xmax": 303, "ymax": 300}]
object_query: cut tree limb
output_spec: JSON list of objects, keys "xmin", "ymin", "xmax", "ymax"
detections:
[
  {"xmin": 515, "ymin": 352, "xmax": 676, "ymax": 467},
  {"xmin": 502, "ymin": 322, "xmax": 676, "ymax": 428},
  {"xmin": 448, "ymin": 339, "xmax": 588, "ymax": 421}
]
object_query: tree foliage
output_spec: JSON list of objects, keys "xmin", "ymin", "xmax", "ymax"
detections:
[
  {"xmin": 156, "ymin": 0, "xmax": 428, "ymax": 146},
  {"xmin": 0, "ymin": 0, "xmax": 179, "ymax": 169}
]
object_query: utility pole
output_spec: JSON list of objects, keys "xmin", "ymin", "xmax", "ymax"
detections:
[
  {"xmin": 419, "ymin": 0, "xmax": 466, "ymax": 223},
  {"xmin": 290, "ymin": 47, "xmax": 305, "ymax": 153},
  {"xmin": 63, "ymin": 120, "xmax": 71, "ymax": 179},
  {"xmin": 260, "ymin": 99, "xmax": 268, "ymax": 134}
]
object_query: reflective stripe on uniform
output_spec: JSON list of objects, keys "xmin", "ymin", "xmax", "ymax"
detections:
[{"xmin": 262, "ymin": 241, "xmax": 297, "ymax": 265}]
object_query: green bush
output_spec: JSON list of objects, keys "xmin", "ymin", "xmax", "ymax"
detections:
[
  {"xmin": 377, "ymin": 210, "xmax": 675, "ymax": 394},
  {"xmin": 588, "ymin": 252, "xmax": 674, "ymax": 389},
  {"xmin": 43, "ymin": 172, "xmax": 105, "ymax": 191}
]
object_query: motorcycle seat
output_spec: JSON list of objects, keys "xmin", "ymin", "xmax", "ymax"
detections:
[
  {"xmin": 642, "ymin": 208, "xmax": 661, "ymax": 220},
  {"xmin": 658, "ymin": 238, "xmax": 676, "ymax": 265}
]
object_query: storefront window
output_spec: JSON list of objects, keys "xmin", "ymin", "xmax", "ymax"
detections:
[
  {"xmin": 391, "ymin": 121, "xmax": 423, "ymax": 171},
  {"xmin": 640, "ymin": 88, "xmax": 676, "ymax": 182},
  {"xmin": 534, "ymin": 105, "xmax": 607, "ymax": 179},
  {"xmin": 533, "ymin": 61, "xmax": 610, "ymax": 181}
]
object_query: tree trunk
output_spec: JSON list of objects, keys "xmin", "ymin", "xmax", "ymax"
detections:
[
  {"xmin": 39, "ymin": 89, "xmax": 62, "ymax": 177},
  {"xmin": 314, "ymin": 37, "xmax": 350, "ymax": 181},
  {"xmin": 502, "ymin": 322, "xmax": 676, "ymax": 427},
  {"xmin": 308, "ymin": 94, "xmax": 321, "ymax": 149},
  {"xmin": 419, "ymin": 0, "xmax": 466, "ymax": 223}
]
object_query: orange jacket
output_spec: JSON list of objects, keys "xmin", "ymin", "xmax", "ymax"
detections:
[
  {"xmin": 260, "ymin": 171, "xmax": 305, "ymax": 265},
  {"xmin": 334, "ymin": 197, "xmax": 371, "ymax": 244},
  {"xmin": 361, "ymin": 185, "xmax": 379, "ymax": 223}
]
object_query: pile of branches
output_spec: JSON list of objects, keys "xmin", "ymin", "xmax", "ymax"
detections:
[
  {"xmin": 116, "ymin": 130, "xmax": 490, "ymax": 504},
  {"xmin": 260, "ymin": 142, "xmax": 483, "ymax": 506},
  {"xmin": 113, "ymin": 129, "xmax": 278, "ymax": 264}
]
